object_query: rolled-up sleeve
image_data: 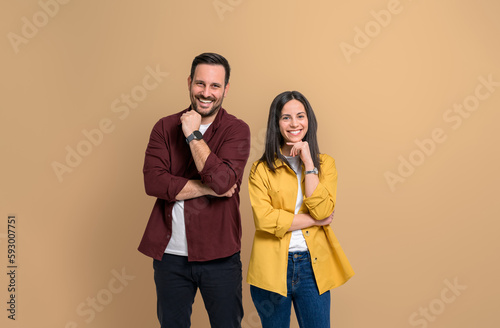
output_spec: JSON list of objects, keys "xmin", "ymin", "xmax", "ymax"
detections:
[
  {"xmin": 303, "ymin": 155, "xmax": 337, "ymax": 220},
  {"xmin": 248, "ymin": 163, "xmax": 294, "ymax": 238},
  {"xmin": 199, "ymin": 121, "xmax": 251, "ymax": 195},
  {"xmin": 143, "ymin": 119, "xmax": 188, "ymax": 202}
]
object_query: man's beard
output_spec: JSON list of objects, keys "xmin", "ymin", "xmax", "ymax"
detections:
[{"xmin": 190, "ymin": 94, "xmax": 224, "ymax": 118}]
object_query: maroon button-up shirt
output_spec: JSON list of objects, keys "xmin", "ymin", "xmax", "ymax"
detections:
[{"xmin": 138, "ymin": 107, "xmax": 251, "ymax": 261}]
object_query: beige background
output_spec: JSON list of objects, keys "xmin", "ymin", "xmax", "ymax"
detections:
[{"xmin": 1, "ymin": 0, "xmax": 499, "ymax": 327}]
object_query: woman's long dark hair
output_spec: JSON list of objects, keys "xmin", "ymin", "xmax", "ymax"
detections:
[{"xmin": 258, "ymin": 91, "xmax": 321, "ymax": 174}]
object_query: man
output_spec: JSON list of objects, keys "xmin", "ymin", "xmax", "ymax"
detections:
[{"xmin": 138, "ymin": 53, "xmax": 250, "ymax": 327}]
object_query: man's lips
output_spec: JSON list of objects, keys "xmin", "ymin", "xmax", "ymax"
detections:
[{"xmin": 197, "ymin": 97, "xmax": 214, "ymax": 104}]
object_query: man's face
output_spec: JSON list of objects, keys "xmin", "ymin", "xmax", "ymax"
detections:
[{"xmin": 188, "ymin": 64, "xmax": 229, "ymax": 119}]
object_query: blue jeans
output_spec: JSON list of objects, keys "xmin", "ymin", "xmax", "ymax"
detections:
[
  {"xmin": 153, "ymin": 252, "xmax": 243, "ymax": 328},
  {"xmin": 250, "ymin": 251, "xmax": 331, "ymax": 328}
]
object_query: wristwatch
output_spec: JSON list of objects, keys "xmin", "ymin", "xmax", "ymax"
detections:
[
  {"xmin": 186, "ymin": 130, "xmax": 203, "ymax": 144},
  {"xmin": 305, "ymin": 167, "xmax": 318, "ymax": 175}
]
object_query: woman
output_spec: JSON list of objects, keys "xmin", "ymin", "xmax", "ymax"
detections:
[{"xmin": 247, "ymin": 91, "xmax": 354, "ymax": 328}]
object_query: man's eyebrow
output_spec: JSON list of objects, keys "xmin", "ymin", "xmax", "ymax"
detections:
[{"xmin": 194, "ymin": 80, "xmax": 222, "ymax": 86}]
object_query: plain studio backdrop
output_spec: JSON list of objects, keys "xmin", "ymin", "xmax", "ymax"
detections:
[{"xmin": 1, "ymin": 0, "xmax": 499, "ymax": 327}]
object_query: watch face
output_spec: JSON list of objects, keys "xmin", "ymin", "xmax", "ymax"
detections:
[{"xmin": 193, "ymin": 130, "xmax": 203, "ymax": 139}]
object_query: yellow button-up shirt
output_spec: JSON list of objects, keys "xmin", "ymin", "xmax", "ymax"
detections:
[{"xmin": 247, "ymin": 154, "xmax": 354, "ymax": 296}]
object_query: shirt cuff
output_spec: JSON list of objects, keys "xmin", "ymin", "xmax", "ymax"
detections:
[
  {"xmin": 303, "ymin": 183, "xmax": 331, "ymax": 215},
  {"xmin": 275, "ymin": 209, "xmax": 294, "ymax": 238},
  {"xmin": 199, "ymin": 152, "xmax": 219, "ymax": 183}
]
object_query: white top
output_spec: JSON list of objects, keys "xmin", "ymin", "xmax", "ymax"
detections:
[
  {"xmin": 165, "ymin": 123, "xmax": 212, "ymax": 256},
  {"xmin": 285, "ymin": 155, "xmax": 308, "ymax": 252}
]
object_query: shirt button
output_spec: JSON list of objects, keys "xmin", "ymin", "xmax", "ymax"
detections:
[
  {"xmin": 305, "ymin": 231, "xmax": 310, "ymax": 236},
  {"xmin": 313, "ymin": 257, "xmax": 318, "ymax": 264}
]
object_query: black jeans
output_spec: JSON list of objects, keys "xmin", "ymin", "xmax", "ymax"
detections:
[{"xmin": 153, "ymin": 252, "xmax": 243, "ymax": 328}]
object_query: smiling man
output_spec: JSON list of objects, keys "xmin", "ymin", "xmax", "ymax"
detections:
[{"xmin": 138, "ymin": 53, "xmax": 250, "ymax": 328}]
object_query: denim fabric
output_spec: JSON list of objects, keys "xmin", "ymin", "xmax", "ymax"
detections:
[
  {"xmin": 251, "ymin": 251, "xmax": 331, "ymax": 328},
  {"xmin": 153, "ymin": 252, "xmax": 243, "ymax": 328}
]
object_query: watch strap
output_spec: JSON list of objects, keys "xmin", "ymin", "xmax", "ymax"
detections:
[
  {"xmin": 186, "ymin": 130, "xmax": 202, "ymax": 144},
  {"xmin": 305, "ymin": 167, "xmax": 318, "ymax": 175}
]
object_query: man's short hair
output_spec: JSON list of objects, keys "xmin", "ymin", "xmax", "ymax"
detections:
[{"xmin": 190, "ymin": 53, "xmax": 231, "ymax": 86}]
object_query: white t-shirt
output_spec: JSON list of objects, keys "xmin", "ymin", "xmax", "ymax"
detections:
[
  {"xmin": 285, "ymin": 155, "xmax": 308, "ymax": 252},
  {"xmin": 165, "ymin": 123, "xmax": 212, "ymax": 256}
]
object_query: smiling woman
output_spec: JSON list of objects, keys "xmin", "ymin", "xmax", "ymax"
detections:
[
  {"xmin": 247, "ymin": 91, "xmax": 354, "ymax": 328},
  {"xmin": 279, "ymin": 99, "xmax": 309, "ymax": 155},
  {"xmin": 258, "ymin": 91, "xmax": 321, "ymax": 173}
]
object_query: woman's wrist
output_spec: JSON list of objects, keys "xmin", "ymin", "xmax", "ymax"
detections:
[{"xmin": 303, "ymin": 160, "xmax": 315, "ymax": 171}]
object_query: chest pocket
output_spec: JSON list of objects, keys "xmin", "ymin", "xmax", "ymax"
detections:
[{"xmin": 268, "ymin": 188, "xmax": 297, "ymax": 213}]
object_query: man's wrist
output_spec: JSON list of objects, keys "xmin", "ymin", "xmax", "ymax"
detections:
[
  {"xmin": 186, "ymin": 130, "xmax": 203, "ymax": 144},
  {"xmin": 201, "ymin": 183, "xmax": 215, "ymax": 196},
  {"xmin": 192, "ymin": 180, "xmax": 213, "ymax": 196}
]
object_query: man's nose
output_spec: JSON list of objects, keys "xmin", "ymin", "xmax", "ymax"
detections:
[{"xmin": 202, "ymin": 86, "xmax": 211, "ymax": 98}]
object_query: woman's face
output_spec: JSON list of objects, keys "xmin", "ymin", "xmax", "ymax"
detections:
[{"xmin": 279, "ymin": 99, "xmax": 309, "ymax": 146}]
